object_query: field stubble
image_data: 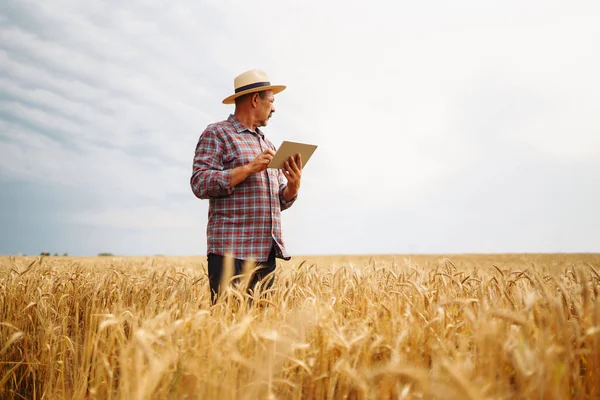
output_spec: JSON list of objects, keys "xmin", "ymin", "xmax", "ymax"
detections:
[{"xmin": 1, "ymin": 253, "xmax": 599, "ymax": 399}]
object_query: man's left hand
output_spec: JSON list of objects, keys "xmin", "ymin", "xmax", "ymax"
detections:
[{"xmin": 283, "ymin": 153, "xmax": 302, "ymax": 196}]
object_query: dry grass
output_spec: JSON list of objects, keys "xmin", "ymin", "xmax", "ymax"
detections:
[{"xmin": 1, "ymin": 253, "xmax": 599, "ymax": 399}]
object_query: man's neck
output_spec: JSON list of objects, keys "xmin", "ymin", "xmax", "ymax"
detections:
[{"xmin": 233, "ymin": 110, "xmax": 258, "ymax": 132}]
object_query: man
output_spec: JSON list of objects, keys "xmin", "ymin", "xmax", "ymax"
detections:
[{"xmin": 190, "ymin": 69, "xmax": 302, "ymax": 303}]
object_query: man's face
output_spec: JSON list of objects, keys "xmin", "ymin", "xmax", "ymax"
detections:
[{"xmin": 256, "ymin": 90, "xmax": 275, "ymax": 127}]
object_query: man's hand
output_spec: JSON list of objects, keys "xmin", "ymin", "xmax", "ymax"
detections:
[
  {"xmin": 247, "ymin": 149, "xmax": 276, "ymax": 174},
  {"xmin": 230, "ymin": 149, "xmax": 275, "ymax": 187},
  {"xmin": 283, "ymin": 153, "xmax": 302, "ymax": 200}
]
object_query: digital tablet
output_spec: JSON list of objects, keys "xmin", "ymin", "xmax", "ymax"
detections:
[{"xmin": 268, "ymin": 140, "xmax": 318, "ymax": 169}]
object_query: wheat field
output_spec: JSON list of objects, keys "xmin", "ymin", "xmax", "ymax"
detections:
[{"xmin": 1, "ymin": 253, "xmax": 599, "ymax": 399}]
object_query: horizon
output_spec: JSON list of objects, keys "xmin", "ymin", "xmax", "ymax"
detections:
[{"xmin": 3, "ymin": 251, "xmax": 599, "ymax": 258}]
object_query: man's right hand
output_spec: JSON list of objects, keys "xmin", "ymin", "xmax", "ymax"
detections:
[
  {"xmin": 230, "ymin": 149, "xmax": 276, "ymax": 188},
  {"xmin": 246, "ymin": 149, "xmax": 276, "ymax": 174}
]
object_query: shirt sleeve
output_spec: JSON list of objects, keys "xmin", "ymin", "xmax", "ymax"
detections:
[
  {"xmin": 278, "ymin": 169, "xmax": 297, "ymax": 210},
  {"xmin": 190, "ymin": 127, "xmax": 234, "ymax": 199}
]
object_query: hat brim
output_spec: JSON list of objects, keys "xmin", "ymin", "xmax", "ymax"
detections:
[{"xmin": 222, "ymin": 85, "xmax": 286, "ymax": 104}]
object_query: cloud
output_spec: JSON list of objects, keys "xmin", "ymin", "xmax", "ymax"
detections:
[{"xmin": 69, "ymin": 206, "xmax": 195, "ymax": 229}]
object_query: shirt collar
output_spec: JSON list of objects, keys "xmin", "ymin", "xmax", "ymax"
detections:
[{"xmin": 228, "ymin": 114, "xmax": 264, "ymax": 138}]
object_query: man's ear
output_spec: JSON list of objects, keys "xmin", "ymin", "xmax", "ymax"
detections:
[{"xmin": 251, "ymin": 93, "xmax": 259, "ymax": 108}]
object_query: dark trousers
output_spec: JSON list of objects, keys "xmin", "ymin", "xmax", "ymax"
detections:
[{"xmin": 207, "ymin": 246, "xmax": 277, "ymax": 304}]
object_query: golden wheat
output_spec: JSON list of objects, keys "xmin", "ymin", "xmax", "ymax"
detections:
[{"xmin": 1, "ymin": 253, "xmax": 599, "ymax": 399}]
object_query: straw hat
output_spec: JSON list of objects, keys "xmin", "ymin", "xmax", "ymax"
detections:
[{"xmin": 222, "ymin": 69, "xmax": 286, "ymax": 104}]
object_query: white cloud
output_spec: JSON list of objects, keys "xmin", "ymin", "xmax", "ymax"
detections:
[{"xmin": 69, "ymin": 206, "xmax": 195, "ymax": 229}]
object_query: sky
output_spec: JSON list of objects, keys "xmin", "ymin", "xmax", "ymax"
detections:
[{"xmin": 1, "ymin": 0, "xmax": 599, "ymax": 256}]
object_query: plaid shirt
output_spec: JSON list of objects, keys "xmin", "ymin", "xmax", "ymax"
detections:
[{"xmin": 190, "ymin": 114, "xmax": 296, "ymax": 262}]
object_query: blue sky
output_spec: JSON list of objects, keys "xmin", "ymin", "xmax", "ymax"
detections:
[{"xmin": 1, "ymin": 0, "xmax": 599, "ymax": 256}]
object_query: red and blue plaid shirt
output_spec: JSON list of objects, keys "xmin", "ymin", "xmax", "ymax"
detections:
[{"xmin": 191, "ymin": 114, "xmax": 296, "ymax": 262}]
